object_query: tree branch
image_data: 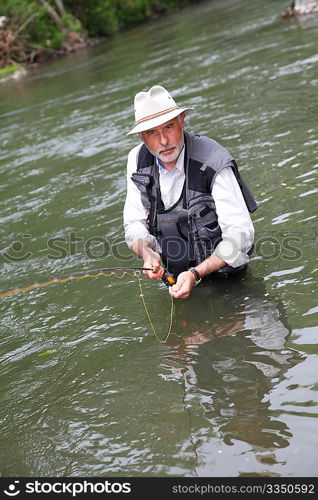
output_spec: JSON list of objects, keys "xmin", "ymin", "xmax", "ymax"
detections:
[
  {"xmin": 54, "ymin": 0, "xmax": 67, "ymax": 17},
  {"xmin": 14, "ymin": 12, "xmax": 39, "ymax": 37},
  {"xmin": 37, "ymin": 0, "xmax": 65, "ymax": 32}
]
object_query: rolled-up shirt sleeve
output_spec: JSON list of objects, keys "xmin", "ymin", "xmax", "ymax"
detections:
[
  {"xmin": 212, "ymin": 166, "xmax": 255, "ymax": 268},
  {"xmin": 123, "ymin": 145, "xmax": 160, "ymax": 251}
]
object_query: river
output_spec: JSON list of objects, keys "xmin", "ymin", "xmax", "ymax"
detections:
[{"xmin": 0, "ymin": 0, "xmax": 317, "ymax": 477}]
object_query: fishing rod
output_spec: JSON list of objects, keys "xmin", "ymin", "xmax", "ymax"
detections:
[
  {"xmin": 0, "ymin": 266, "xmax": 176, "ymax": 300},
  {"xmin": 49, "ymin": 266, "xmax": 154, "ymax": 276},
  {"xmin": 59, "ymin": 266, "xmax": 176, "ymax": 286}
]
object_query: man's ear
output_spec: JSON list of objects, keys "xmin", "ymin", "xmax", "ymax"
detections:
[{"xmin": 180, "ymin": 112, "xmax": 185, "ymax": 129}]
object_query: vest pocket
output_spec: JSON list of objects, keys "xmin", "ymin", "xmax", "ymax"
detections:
[
  {"xmin": 188, "ymin": 195, "xmax": 218, "ymax": 229},
  {"xmin": 131, "ymin": 173, "xmax": 153, "ymax": 210},
  {"xmin": 188, "ymin": 195, "xmax": 222, "ymax": 263}
]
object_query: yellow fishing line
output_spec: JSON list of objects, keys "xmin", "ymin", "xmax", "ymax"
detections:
[
  {"xmin": 0, "ymin": 269, "xmax": 174, "ymax": 343},
  {"xmin": 0, "ymin": 271, "xmax": 136, "ymax": 300},
  {"xmin": 136, "ymin": 273, "xmax": 174, "ymax": 344}
]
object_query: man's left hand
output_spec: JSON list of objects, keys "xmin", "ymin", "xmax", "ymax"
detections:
[{"xmin": 168, "ymin": 271, "xmax": 196, "ymax": 299}]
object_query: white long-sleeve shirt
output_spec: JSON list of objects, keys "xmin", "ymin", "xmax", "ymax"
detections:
[{"xmin": 123, "ymin": 143, "xmax": 255, "ymax": 268}]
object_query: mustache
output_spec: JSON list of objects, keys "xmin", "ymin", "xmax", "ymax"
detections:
[{"xmin": 158, "ymin": 146, "xmax": 175, "ymax": 154}]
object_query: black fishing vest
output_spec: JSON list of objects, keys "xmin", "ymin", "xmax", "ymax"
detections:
[{"xmin": 131, "ymin": 131, "xmax": 257, "ymax": 277}]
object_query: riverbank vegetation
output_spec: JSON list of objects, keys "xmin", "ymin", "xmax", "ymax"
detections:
[{"xmin": 0, "ymin": 0, "xmax": 200, "ymax": 76}]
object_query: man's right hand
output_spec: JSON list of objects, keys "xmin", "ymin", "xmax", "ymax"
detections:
[
  {"xmin": 131, "ymin": 239, "xmax": 164, "ymax": 280},
  {"xmin": 143, "ymin": 250, "xmax": 164, "ymax": 280}
]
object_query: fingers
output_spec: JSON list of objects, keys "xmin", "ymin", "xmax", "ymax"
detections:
[
  {"xmin": 169, "ymin": 287, "xmax": 190, "ymax": 299},
  {"xmin": 169, "ymin": 283, "xmax": 190, "ymax": 299},
  {"xmin": 144, "ymin": 266, "xmax": 164, "ymax": 280},
  {"xmin": 143, "ymin": 253, "xmax": 164, "ymax": 280},
  {"xmin": 168, "ymin": 271, "xmax": 195, "ymax": 299}
]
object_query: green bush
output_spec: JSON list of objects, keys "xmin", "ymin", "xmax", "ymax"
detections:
[
  {"xmin": 117, "ymin": 0, "xmax": 151, "ymax": 26},
  {"xmin": 64, "ymin": 0, "xmax": 120, "ymax": 37},
  {"xmin": 50, "ymin": 29, "xmax": 64, "ymax": 49},
  {"xmin": 2, "ymin": 0, "xmax": 203, "ymax": 60},
  {"xmin": 2, "ymin": 1, "xmax": 60, "ymax": 47},
  {"xmin": 61, "ymin": 13, "xmax": 82, "ymax": 33},
  {"xmin": 63, "ymin": 0, "xmax": 197, "ymax": 37}
]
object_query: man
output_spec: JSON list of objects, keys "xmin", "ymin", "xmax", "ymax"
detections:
[{"xmin": 123, "ymin": 85, "xmax": 257, "ymax": 299}]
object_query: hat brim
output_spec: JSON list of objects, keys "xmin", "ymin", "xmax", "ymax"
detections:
[{"xmin": 126, "ymin": 107, "xmax": 194, "ymax": 136}]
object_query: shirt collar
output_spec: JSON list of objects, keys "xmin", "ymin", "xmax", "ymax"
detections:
[{"xmin": 156, "ymin": 145, "xmax": 185, "ymax": 174}]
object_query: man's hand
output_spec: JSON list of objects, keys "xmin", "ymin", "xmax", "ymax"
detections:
[
  {"xmin": 169, "ymin": 270, "xmax": 196, "ymax": 299},
  {"xmin": 131, "ymin": 239, "xmax": 164, "ymax": 280},
  {"xmin": 143, "ymin": 249, "xmax": 164, "ymax": 280}
]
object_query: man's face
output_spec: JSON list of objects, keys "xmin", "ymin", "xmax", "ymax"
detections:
[{"xmin": 140, "ymin": 114, "xmax": 185, "ymax": 167}]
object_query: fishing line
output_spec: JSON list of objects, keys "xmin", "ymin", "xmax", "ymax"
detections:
[
  {"xmin": 0, "ymin": 266, "xmax": 175, "ymax": 344},
  {"xmin": 0, "ymin": 269, "xmax": 137, "ymax": 299},
  {"xmin": 136, "ymin": 272, "xmax": 175, "ymax": 344}
]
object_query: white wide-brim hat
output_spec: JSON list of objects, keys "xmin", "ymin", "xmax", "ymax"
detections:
[{"xmin": 126, "ymin": 85, "xmax": 194, "ymax": 136}]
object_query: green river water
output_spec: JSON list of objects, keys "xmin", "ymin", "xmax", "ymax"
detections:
[{"xmin": 0, "ymin": 0, "xmax": 317, "ymax": 477}]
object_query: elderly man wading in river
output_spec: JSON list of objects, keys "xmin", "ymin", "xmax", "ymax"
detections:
[{"xmin": 123, "ymin": 85, "xmax": 257, "ymax": 299}]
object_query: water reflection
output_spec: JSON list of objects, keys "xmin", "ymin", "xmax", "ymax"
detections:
[{"xmin": 161, "ymin": 271, "xmax": 303, "ymax": 467}]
